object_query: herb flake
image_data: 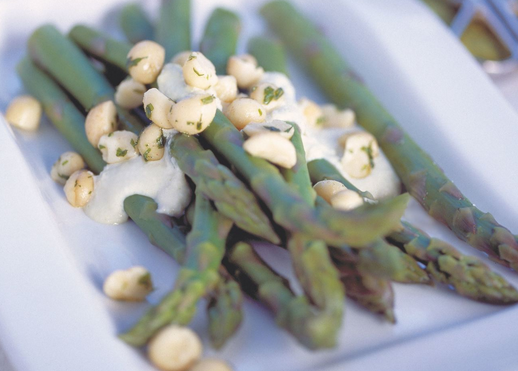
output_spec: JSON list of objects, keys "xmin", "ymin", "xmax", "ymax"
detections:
[
  {"xmin": 126, "ymin": 56, "xmax": 148, "ymax": 68},
  {"xmin": 145, "ymin": 103, "xmax": 154, "ymax": 119},
  {"xmin": 116, "ymin": 148, "xmax": 128, "ymax": 157}
]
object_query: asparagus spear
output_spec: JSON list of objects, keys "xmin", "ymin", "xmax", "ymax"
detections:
[
  {"xmin": 262, "ymin": 1, "xmax": 518, "ymax": 271},
  {"xmin": 281, "ymin": 125, "xmax": 344, "ymax": 325},
  {"xmin": 199, "ymin": 8, "xmax": 241, "ymax": 74},
  {"xmin": 120, "ymin": 191, "xmax": 233, "ymax": 346},
  {"xmin": 27, "ymin": 25, "xmax": 144, "ymax": 134},
  {"xmin": 124, "ymin": 195, "xmax": 187, "ymax": 263},
  {"xmin": 247, "ymin": 36, "xmax": 289, "ymax": 76},
  {"xmin": 16, "ymin": 58, "xmax": 106, "ymax": 173},
  {"xmin": 206, "ymin": 267, "xmax": 244, "ymax": 349},
  {"xmin": 69, "ymin": 25, "xmax": 132, "ymax": 72},
  {"xmin": 170, "ymin": 134, "xmax": 280, "ymax": 244},
  {"xmin": 227, "ymin": 242, "xmax": 337, "ymax": 349},
  {"xmin": 309, "ymin": 158, "xmax": 518, "ymax": 304},
  {"xmin": 201, "ymin": 111, "xmax": 410, "ymax": 247},
  {"xmin": 156, "ymin": 0, "xmax": 191, "ymax": 60},
  {"xmin": 120, "ymin": 3, "xmax": 154, "ymax": 44},
  {"xmin": 388, "ymin": 222, "xmax": 518, "ymax": 304}
]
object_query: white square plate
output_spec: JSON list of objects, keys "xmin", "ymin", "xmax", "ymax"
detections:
[{"xmin": 1, "ymin": 0, "xmax": 518, "ymax": 370}]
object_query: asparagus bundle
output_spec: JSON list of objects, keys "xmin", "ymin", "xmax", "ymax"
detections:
[
  {"xmin": 156, "ymin": 0, "xmax": 191, "ymax": 60},
  {"xmin": 200, "ymin": 8, "xmax": 241, "ymax": 74},
  {"xmin": 121, "ymin": 191, "xmax": 233, "ymax": 346},
  {"xmin": 201, "ymin": 111, "xmax": 410, "ymax": 247},
  {"xmin": 28, "ymin": 25, "xmax": 144, "ymax": 134},
  {"xmin": 170, "ymin": 134, "xmax": 280, "ymax": 244},
  {"xmin": 119, "ymin": 3, "xmax": 154, "ymax": 44},
  {"xmin": 309, "ymin": 158, "xmax": 518, "ymax": 304},
  {"xmin": 261, "ymin": 0, "xmax": 518, "ymax": 271}
]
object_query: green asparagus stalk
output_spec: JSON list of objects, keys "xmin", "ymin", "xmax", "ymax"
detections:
[
  {"xmin": 170, "ymin": 134, "xmax": 280, "ymax": 244},
  {"xmin": 228, "ymin": 242, "xmax": 337, "ymax": 349},
  {"xmin": 199, "ymin": 8, "xmax": 241, "ymax": 74},
  {"xmin": 309, "ymin": 158, "xmax": 518, "ymax": 303},
  {"xmin": 281, "ymin": 125, "xmax": 344, "ymax": 326},
  {"xmin": 120, "ymin": 191, "xmax": 233, "ymax": 346},
  {"xmin": 201, "ymin": 111, "xmax": 410, "ymax": 247},
  {"xmin": 156, "ymin": 0, "xmax": 191, "ymax": 60},
  {"xmin": 16, "ymin": 58, "xmax": 106, "ymax": 173},
  {"xmin": 388, "ymin": 222, "xmax": 518, "ymax": 304},
  {"xmin": 262, "ymin": 1, "xmax": 518, "ymax": 270},
  {"xmin": 247, "ymin": 36, "xmax": 289, "ymax": 76},
  {"xmin": 68, "ymin": 25, "xmax": 132, "ymax": 72},
  {"xmin": 206, "ymin": 268, "xmax": 244, "ymax": 349},
  {"xmin": 27, "ymin": 25, "xmax": 144, "ymax": 134},
  {"xmin": 120, "ymin": 3, "xmax": 154, "ymax": 44},
  {"xmin": 123, "ymin": 195, "xmax": 187, "ymax": 263}
]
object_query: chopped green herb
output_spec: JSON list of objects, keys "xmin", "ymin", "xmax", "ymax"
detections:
[
  {"xmin": 138, "ymin": 272, "xmax": 152, "ymax": 288},
  {"xmin": 143, "ymin": 148, "xmax": 152, "ymax": 161},
  {"xmin": 116, "ymin": 148, "xmax": 128, "ymax": 157},
  {"xmin": 145, "ymin": 103, "xmax": 154, "ymax": 119},
  {"xmin": 58, "ymin": 173, "xmax": 69, "ymax": 180},
  {"xmin": 201, "ymin": 95, "xmax": 215, "ymax": 105},
  {"xmin": 274, "ymin": 87, "xmax": 284, "ymax": 100},
  {"xmin": 196, "ymin": 122, "xmax": 202, "ymax": 130},
  {"xmin": 88, "ymin": 191, "xmax": 92, "ymax": 195},
  {"xmin": 108, "ymin": 132, "xmax": 114, "ymax": 137},
  {"xmin": 316, "ymin": 116, "xmax": 325, "ymax": 126},
  {"xmin": 61, "ymin": 160, "xmax": 69, "ymax": 166},
  {"xmin": 74, "ymin": 180, "xmax": 78, "ymax": 188},
  {"xmin": 156, "ymin": 135, "xmax": 164, "ymax": 149},
  {"xmin": 188, "ymin": 54, "xmax": 197, "ymax": 61},
  {"xmin": 263, "ymin": 86, "xmax": 275, "ymax": 105},
  {"xmin": 263, "ymin": 86, "xmax": 284, "ymax": 105},
  {"xmin": 130, "ymin": 139, "xmax": 137, "ymax": 148},
  {"xmin": 99, "ymin": 144, "xmax": 106, "ymax": 150},
  {"xmin": 133, "ymin": 88, "xmax": 145, "ymax": 94},
  {"xmin": 187, "ymin": 121, "xmax": 195, "ymax": 126},
  {"xmin": 258, "ymin": 108, "xmax": 263, "ymax": 116},
  {"xmin": 126, "ymin": 56, "xmax": 148, "ymax": 68},
  {"xmin": 193, "ymin": 67, "xmax": 204, "ymax": 77},
  {"xmin": 361, "ymin": 143, "xmax": 375, "ymax": 169}
]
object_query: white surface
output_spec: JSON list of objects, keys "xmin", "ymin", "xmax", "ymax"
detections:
[{"xmin": 0, "ymin": 0, "xmax": 518, "ymax": 371}]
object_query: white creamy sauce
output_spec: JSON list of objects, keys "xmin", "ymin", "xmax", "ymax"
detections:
[
  {"xmin": 84, "ymin": 134, "xmax": 191, "ymax": 224},
  {"xmin": 157, "ymin": 63, "xmax": 222, "ymax": 110},
  {"xmin": 259, "ymin": 72, "xmax": 401, "ymax": 200}
]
